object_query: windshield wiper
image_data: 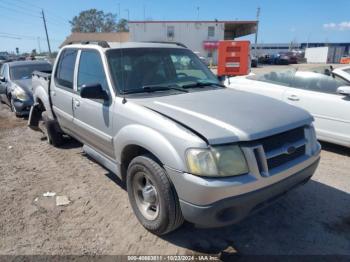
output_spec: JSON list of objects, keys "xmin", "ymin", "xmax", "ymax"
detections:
[
  {"xmin": 122, "ymin": 84, "xmax": 188, "ymax": 94},
  {"xmin": 181, "ymin": 81, "xmax": 225, "ymax": 89}
]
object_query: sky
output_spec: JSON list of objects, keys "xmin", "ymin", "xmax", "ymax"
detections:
[{"xmin": 0, "ymin": 0, "xmax": 349, "ymax": 53}]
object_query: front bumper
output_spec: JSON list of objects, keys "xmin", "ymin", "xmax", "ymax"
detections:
[
  {"xmin": 177, "ymin": 158, "xmax": 319, "ymax": 227},
  {"xmin": 165, "ymin": 143, "xmax": 321, "ymax": 227},
  {"xmin": 12, "ymin": 97, "xmax": 33, "ymax": 116}
]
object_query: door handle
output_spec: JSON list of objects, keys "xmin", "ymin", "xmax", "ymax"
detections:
[
  {"xmin": 287, "ymin": 94, "xmax": 300, "ymax": 101},
  {"xmin": 51, "ymin": 91, "xmax": 56, "ymax": 96},
  {"xmin": 73, "ymin": 99, "xmax": 80, "ymax": 108}
]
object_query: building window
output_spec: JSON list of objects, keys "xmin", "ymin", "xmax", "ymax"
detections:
[
  {"xmin": 208, "ymin": 26, "xmax": 215, "ymax": 37},
  {"xmin": 167, "ymin": 26, "xmax": 175, "ymax": 38}
]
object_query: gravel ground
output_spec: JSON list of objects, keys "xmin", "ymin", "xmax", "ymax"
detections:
[{"xmin": 0, "ymin": 74, "xmax": 349, "ymax": 257}]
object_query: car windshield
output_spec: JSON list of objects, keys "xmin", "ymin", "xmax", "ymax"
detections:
[
  {"xmin": 10, "ymin": 63, "xmax": 52, "ymax": 80},
  {"xmin": 107, "ymin": 48, "xmax": 221, "ymax": 94}
]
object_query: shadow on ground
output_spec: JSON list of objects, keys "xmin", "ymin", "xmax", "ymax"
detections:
[
  {"xmin": 160, "ymin": 179, "xmax": 350, "ymax": 258},
  {"xmin": 320, "ymin": 141, "xmax": 350, "ymax": 156}
]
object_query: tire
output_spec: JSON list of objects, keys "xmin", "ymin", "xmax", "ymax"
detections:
[
  {"xmin": 42, "ymin": 111, "xmax": 64, "ymax": 147},
  {"xmin": 126, "ymin": 155, "xmax": 184, "ymax": 235}
]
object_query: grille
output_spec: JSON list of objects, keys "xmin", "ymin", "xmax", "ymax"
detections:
[
  {"xmin": 258, "ymin": 127, "xmax": 305, "ymax": 152},
  {"xmin": 267, "ymin": 145, "xmax": 305, "ymax": 170},
  {"xmin": 252, "ymin": 127, "xmax": 306, "ymax": 173}
]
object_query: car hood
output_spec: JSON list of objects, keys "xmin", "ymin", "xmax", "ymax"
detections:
[
  {"xmin": 133, "ymin": 88, "xmax": 313, "ymax": 144},
  {"xmin": 13, "ymin": 79, "xmax": 33, "ymax": 94}
]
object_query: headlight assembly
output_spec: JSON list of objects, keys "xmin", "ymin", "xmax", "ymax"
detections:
[
  {"xmin": 186, "ymin": 145, "xmax": 248, "ymax": 177},
  {"xmin": 13, "ymin": 87, "xmax": 29, "ymax": 100}
]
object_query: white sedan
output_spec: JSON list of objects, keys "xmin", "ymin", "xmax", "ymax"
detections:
[{"xmin": 225, "ymin": 66, "xmax": 350, "ymax": 147}]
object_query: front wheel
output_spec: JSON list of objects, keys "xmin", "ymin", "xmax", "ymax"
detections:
[{"xmin": 126, "ymin": 155, "xmax": 184, "ymax": 235}]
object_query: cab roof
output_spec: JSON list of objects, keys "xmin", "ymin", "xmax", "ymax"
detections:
[{"xmin": 65, "ymin": 41, "xmax": 187, "ymax": 51}]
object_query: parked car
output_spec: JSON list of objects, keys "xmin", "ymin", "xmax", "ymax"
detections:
[
  {"xmin": 0, "ymin": 60, "xmax": 52, "ymax": 116},
  {"xmin": 226, "ymin": 67, "xmax": 350, "ymax": 147},
  {"xmin": 28, "ymin": 41, "xmax": 320, "ymax": 235},
  {"xmin": 0, "ymin": 55, "xmax": 9, "ymax": 67}
]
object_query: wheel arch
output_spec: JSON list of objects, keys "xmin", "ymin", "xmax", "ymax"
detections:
[{"xmin": 114, "ymin": 124, "xmax": 186, "ymax": 180}]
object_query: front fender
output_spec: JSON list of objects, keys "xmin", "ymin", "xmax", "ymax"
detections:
[{"xmin": 114, "ymin": 124, "xmax": 186, "ymax": 171}]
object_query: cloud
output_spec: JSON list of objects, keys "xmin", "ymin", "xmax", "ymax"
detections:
[{"xmin": 323, "ymin": 21, "xmax": 350, "ymax": 31}]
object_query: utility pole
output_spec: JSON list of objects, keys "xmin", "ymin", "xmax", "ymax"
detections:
[
  {"xmin": 41, "ymin": 9, "xmax": 51, "ymax": 57},
  {"xmin": 255, "ymin": 7, "xmax": 260, "ymax": 56},
  {"xmin": 196, "ymin": 6, "xmax": 200, "ymax": 20},
  {"xmin": 125, "ymin": 9, "xmax": 130, "ymax": 21}
]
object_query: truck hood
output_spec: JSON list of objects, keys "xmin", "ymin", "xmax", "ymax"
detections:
[{"xmin": 134, "ymin": 88, "xmax": 313, "ymax": 144}]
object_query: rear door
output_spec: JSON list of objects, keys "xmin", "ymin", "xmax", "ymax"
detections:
[
  {"xmin": 52, "ymin": 49, "xmax": 78, "ymax": 131},
  {"xmin": 72, "ymin": 49, "xmax": 114, "ymax": 158},
  {"xmin": 284, "ymin": 72, "xmax": 350, "ymax": 146}
]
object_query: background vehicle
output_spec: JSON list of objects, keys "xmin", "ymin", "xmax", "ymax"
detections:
[
  {"xmin": 0, "ymin": 60, "xmax": 52, "ymax": 116},
  {"xmin": 28, "ymin": 41, "xmax": 320, "ymax": 235},
  {"xmin": 226, "ymin": 68, "xmax": 350, "ymax": 147}
]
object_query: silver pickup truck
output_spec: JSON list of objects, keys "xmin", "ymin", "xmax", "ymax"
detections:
[{"xmin": 28, "ymin": 41, "xmax": 321, "ymax": 235}]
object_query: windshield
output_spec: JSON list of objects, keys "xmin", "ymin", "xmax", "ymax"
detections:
[
  {"xmin": 10, "ymin": 63, "xmax": 52, "ymax": 80},
  {"xmin": 107, "ymin": 48, "xmax": 220, "ymax": 94}
]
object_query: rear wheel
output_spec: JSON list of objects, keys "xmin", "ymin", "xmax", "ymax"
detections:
[
  {"xmin": 126, "ymin": 155, "xmax": 184, "ymax": 235},
  {"xmin": 41, "ymin": 111, "xmax": 64, "ymax": 147}
]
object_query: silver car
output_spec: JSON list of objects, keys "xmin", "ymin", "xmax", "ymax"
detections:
[
  {"xmin": 0, "ymin": 60, "xmax": 52, "ymax": 116},
  {"xmin": 28, "ymin": 42, "xmax": 321, "ymax": 235}
]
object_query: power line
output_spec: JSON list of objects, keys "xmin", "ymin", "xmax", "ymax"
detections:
[
  {"xmin": 0, "ymin": 3, "xmax": 41, "ymax": 18},
  {"xmin": 13, "ymin": 0, "xmax": 69, "ymax": 23}
]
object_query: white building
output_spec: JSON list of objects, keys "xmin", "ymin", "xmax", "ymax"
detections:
[{"xmin": 128, "ymin": 20, "xmax": 257, "ymax": 64}]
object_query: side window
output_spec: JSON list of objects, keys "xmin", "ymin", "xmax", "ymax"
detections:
[
  {"xmin": 293, "ymin": 74, "xmax": 343, "ymax": 94},
  {"xmin": 55, "ymin": 49, "xmax": 78, "ymax": 89},
  {"xmin": 77, "ymin": 50, "xmax": 109, "ymax": 94}
]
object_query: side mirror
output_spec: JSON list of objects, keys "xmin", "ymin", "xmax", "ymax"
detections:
[
  {"xmin": 0, "ymin": 76, "xmax": 5, "ymax": 82},
  {"xmin": 336, "ymin": 86, "xmax": 350, "ymax": 97},
  {"xmin": 80, "ymin": 83, "xmax": 109, "ymax": 100}
]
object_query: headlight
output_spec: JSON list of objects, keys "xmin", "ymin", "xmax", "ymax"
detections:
[
  {"xmin": 13, "ymin": 87, "xmax": 28, "ymax": 100},
  {"xmin": 186, "ymin": 145, "xmax": 248, "ymax": 177}
]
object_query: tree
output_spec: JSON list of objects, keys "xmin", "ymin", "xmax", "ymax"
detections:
[
  {"xmin": 70, "ymin": 9, "xmax": 118, "ymax": 33},
  {"xmin": 117, "ymin": 18, "xmax": 129, "ymax": 32}
]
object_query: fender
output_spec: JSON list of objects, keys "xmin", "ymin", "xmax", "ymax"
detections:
[
  {"xmin": 33, "ymin": 84, "xmax": 54, "ymax": 119},
  {"xmin": 114, "ymin": 124, "xmax": 186, "ymax": 171}
]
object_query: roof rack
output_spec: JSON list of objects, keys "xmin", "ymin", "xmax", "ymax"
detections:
[
  {"xmin": 67, "ymin": 41, "xmax": 110, "ymax": 48},
  {"xmin": 143, "ymin": 41, "xmax": 187, "ymax": 48}
]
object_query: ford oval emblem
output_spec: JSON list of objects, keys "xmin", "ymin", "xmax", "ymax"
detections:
[{"xmin": 287, "ymin": 146, "xmax": 297, "ymax": 155}]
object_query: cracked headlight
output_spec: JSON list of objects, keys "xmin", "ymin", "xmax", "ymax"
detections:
[
  {"xmin": 13, "ymin": 87, "xmax": 29, "ymax": 100},
  {"xmin": 186, "ymin": 145, "xmax": 248, "ymax": 177}
]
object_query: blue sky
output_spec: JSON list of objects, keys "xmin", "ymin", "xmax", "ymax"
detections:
[{"xmin": 0, "ymin": 0, "xmax": 349, "ymax": 53}]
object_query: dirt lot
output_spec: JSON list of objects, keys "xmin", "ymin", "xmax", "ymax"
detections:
[{"xmin": 0, "ymin": 80, "xmax": 349, "ymax": 257}]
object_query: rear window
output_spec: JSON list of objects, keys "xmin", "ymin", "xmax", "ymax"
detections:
[
  {"xmin": 10, "ymin": 63, "xmax": 52, "ymax": 80},
  {"xmin": 55, "ymin": 49, "xmax": 78, "ymax": 89}
]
